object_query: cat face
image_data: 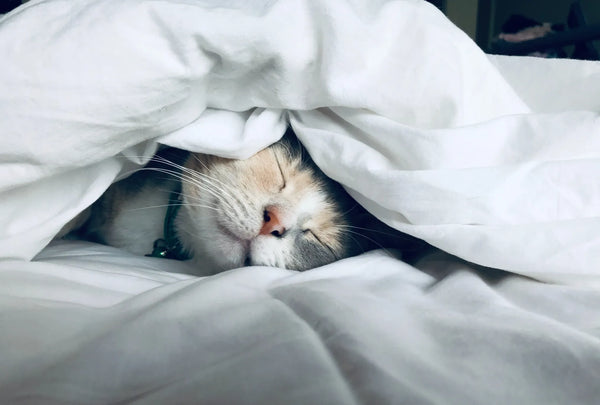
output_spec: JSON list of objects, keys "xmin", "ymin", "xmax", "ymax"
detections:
[{"xmin": 175, "ymin": 135, "xmax": 357, "ymax": 273}]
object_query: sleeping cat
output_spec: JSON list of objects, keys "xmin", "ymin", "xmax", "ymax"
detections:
[{"xmin": 64, "ymin": 129, "xmax": 425, "ymax": 275}]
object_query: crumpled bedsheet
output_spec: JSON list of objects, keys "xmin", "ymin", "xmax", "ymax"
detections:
[
  {"xmin": 0, "ymin": 0, "xmax": 599, "ymax": 403},
  {"xmin": 1, "ymin": 241, "xmax": 599, "ymax": 404}
]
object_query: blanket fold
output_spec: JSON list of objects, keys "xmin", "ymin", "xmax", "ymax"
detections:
[{"xmin": 0, "ymin": 0, "xmax": 599, "ymax": 282}]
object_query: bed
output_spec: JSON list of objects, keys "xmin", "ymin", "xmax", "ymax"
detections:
[{"xmin": 1, "ymin": 0, "xmax": 599, "ymax": 403}]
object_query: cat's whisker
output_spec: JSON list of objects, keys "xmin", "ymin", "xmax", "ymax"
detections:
[
  {"xmin": 190, "ymin": 175, "xmax": 240, "ymax": 206},
  {"xmin": 123, "ymin": 202, "xmax": 220, "ymax": 214},
  {"xmin": 198, "ymin": 169, "xmax": 252, "ymax": 219},
  {"xmin": 182, "ymin": 204, "xmax": 220, "ymax": 212},
  {"xmin": 140, "ymin": 167, "xmax": 228, "ymax": 204},
  {"xmin": 174, "ymin": 225, "xmax": 215, "ymax": 242},
  {"xmin": 193, "ymin": 172, "xmax": 244, "ymax": 206},
  {"xmin": 178, "ymin": 173, "xmax": 240, "ymax": 212},
  {"xmin": 310, "ymin": 231, "xmax": 338, "ymax": 261},
  {"xmin": 338, "ymin": 228, "xmax": 391, "ymax": 254},
  {"xmin": 155, "ymin": 156, "xmax": 241, "ymax": 203},
  {"xmin": 98, "ymin": 166, "xmax": 214, "ymax": 202},
  {"xmin": 190, "ymin": 153, "xmax": 213, "ymax": 172},
  {"xmin": 144, "ymin": 156, "xmax": 226, "ymax": 192},
  {"xmin": 228, "ymin": 188, "xmax": 253, "ymax": 219},
  {"xmin": 339, "ymin": 204, "xmax": 362, "ymax": 218},
  {"xmin": 337, "ymin": 224, "xmax": 403, "ymax": 238},
  {"xmin": 185, "ymin": 156, "xmax": 240, "ymax": 197},
  {"xmin": 145, "ymin": 166, "xmax": 236, "ymax": 213},
  {"xmin": 179, "ymin": 197, "xmax": 223, "ymax": 213},
  {"xmin": 169, "ymin": 157, "xmax": 262, "ymax": 220},
  {"xmin": 178, "ymin": 176, "xmax": 226, "ymax": 200}
]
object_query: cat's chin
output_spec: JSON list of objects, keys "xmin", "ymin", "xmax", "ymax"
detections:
[
  {"xmin": 188, "ymin": 237, "xmax": 248, "ymax": 275},
  {"xmin": 192, "ymin": 222, "xmax": 264, "ymax": 274},
  {"xmin": 187, "ymin": 230, "xmax": 290, "ymax": 274}
]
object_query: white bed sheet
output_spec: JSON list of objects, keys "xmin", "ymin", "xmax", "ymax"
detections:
[
  {"xmin": 1, "ymin": 241, "xmax": 599, "ymax": 404},
  {"xmin": 1, "ymin": 0, "xmax": 599, "ymax": 403}
]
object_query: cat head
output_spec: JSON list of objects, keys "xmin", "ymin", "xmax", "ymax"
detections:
[
  {"xmin": 176, "ymin": 131, "xmax": 367, "ymax": 274},
  {"xmin": 175, "ymin": 130, "xmax": 429, "ymax": 275}
]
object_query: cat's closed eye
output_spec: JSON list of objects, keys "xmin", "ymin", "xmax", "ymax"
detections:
[{"xmin": 274, "ymin": 154, "xmax": 287, "ymax": 191}]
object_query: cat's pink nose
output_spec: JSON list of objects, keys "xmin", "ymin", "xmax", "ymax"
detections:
[{"xmin": 260, "ymin": 208, "xmax": 286, "ymax": 237}]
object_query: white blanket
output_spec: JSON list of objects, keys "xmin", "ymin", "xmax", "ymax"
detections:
[{"xmin": 1, "ymin": 0, "xmax": 599, "ymax": 403}]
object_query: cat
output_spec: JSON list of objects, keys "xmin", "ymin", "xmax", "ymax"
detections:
[{"xmin": 64, "ymin": 129, "xmax": 427, "ymax": 275}]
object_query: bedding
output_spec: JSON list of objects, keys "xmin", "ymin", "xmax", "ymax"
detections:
[{"xmin": 1, "ymin": 0, "xmax": 599, "ymax": 403}]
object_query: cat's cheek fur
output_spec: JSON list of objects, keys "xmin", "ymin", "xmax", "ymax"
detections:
[{"xmin": 176, "ymin": 205, "xmax": 246, "ymax": 274}]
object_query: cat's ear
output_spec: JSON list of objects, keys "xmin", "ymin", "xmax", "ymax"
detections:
[{"xmin": 347, "ymin": 205, "xmax": 433, "ymax": 263}]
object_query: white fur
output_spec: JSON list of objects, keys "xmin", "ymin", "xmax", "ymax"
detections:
[
  {"xmin": 106, "ymin": 189, "xmax": 168, "ymax": 256},
  {"xmin": 177, "ymin": 176, "xmax": 331, "ymax": 274}
]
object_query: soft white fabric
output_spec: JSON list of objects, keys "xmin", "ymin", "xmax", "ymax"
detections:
[
  {"xmin": 2, "ymin": 241, "xmax": 599, "ymax": 404},
  {"xmin": 1, "ymin": 0, "xmax": 599, "ymax": 283},
  {"xmin": 1, "ymin": 0, "xmax": 599, "ymax": 403}
]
